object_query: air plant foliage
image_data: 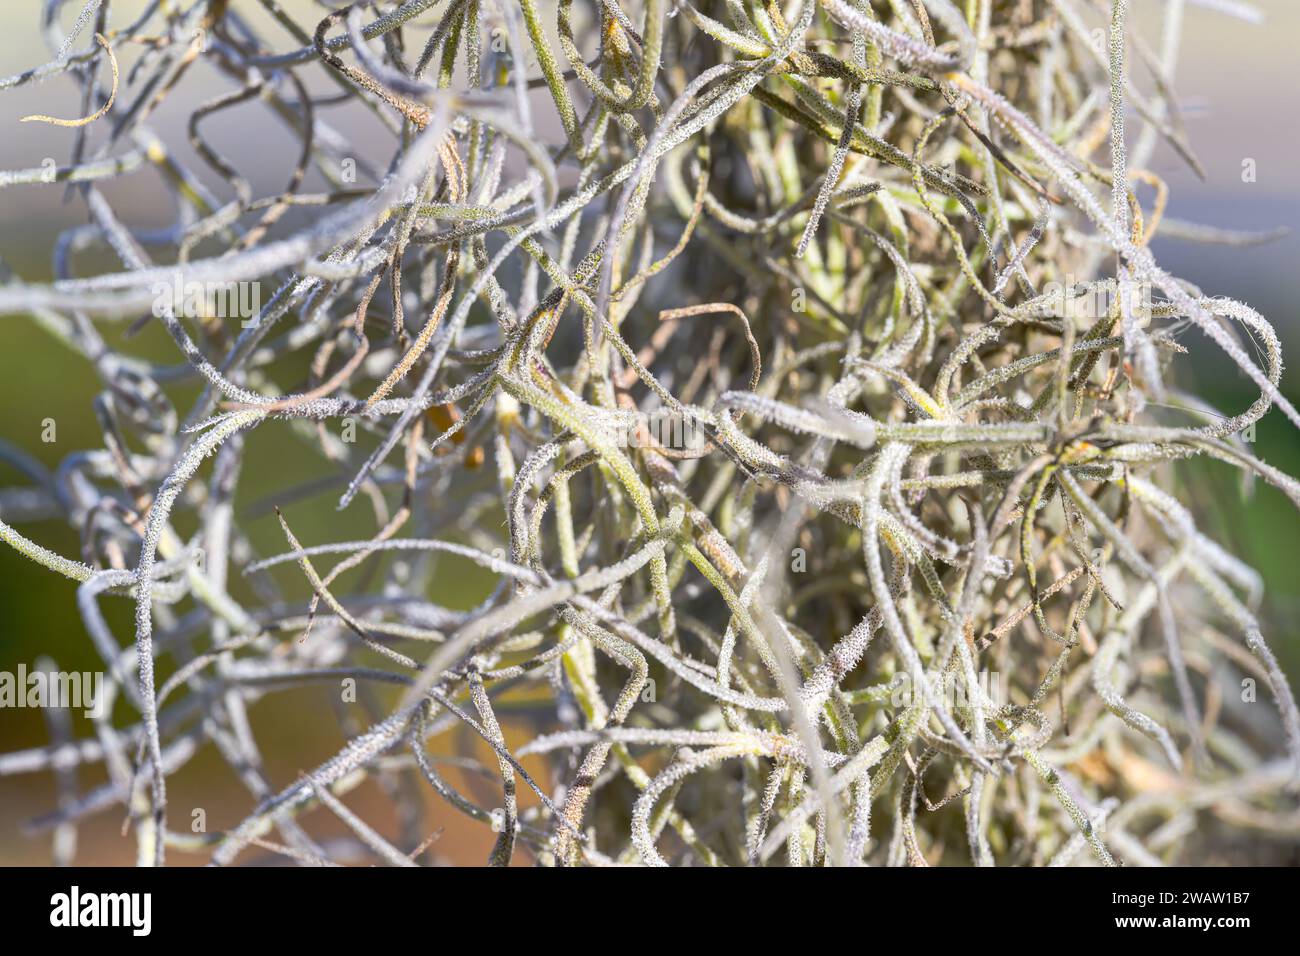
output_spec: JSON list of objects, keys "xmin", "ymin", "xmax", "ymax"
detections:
[{"xmin": 0, "ymin": 0, "xmax": 1298, "ymax": 867}]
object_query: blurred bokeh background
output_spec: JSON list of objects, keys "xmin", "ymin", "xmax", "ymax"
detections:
[{"xmin": 0, "ymin": 0, "xmax": 1297, "ymax": 865}]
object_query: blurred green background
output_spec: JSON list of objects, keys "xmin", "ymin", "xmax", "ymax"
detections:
[{"xmin": 0, "ymin": 1, "xmax": 1298, "ymax": 864}]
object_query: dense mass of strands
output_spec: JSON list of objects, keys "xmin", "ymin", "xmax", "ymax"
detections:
[{"xmin": 1, "ymin": 0, "xmax": 1298, "ymax": 866}]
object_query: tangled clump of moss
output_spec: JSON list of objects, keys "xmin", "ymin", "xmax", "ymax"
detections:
[{"xmin": 1, "ymin": 0, "xmax": 1297, "ymax": 866}]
